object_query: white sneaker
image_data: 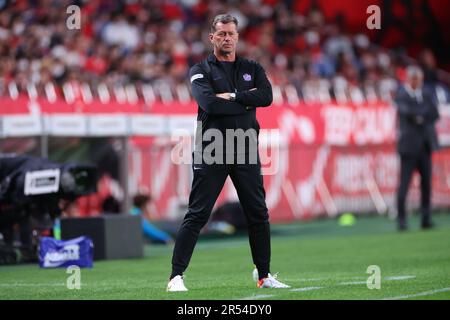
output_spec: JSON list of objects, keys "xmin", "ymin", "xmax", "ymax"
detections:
[
  {"xmin": 167, "ymin": 275, "xmax": 188, "ymax": 292},
  {"xmin": 257, "ymin": 273, "xmax": 290, "ymax": 289}
]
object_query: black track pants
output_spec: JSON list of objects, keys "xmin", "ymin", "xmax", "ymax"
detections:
[{"xmin": 170, "ymin": 159, "xmax": 271, "ymax": 280}]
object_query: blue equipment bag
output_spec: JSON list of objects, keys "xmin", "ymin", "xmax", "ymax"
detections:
[{"xmin": 39, "ymin": 236, "xmax": 93, "ymax": 268}]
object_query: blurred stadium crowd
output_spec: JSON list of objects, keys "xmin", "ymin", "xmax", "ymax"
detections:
[{"xmin": 0, "ymin": 0, "xmax": 449, "ymax": 103}]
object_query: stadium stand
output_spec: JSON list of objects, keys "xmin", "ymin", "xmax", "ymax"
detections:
[{"xmin": 1, "ymin": 0, "xmax": 449, "ymax": 107}]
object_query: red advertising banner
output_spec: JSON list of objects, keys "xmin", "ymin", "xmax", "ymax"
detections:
[
  {"xmin": 1, "ymin": 96, "xmax": 450, "ymax": 221},
  {"xmin": 120, "ymin": 103, "xmax": 449, "ymax": 222}
]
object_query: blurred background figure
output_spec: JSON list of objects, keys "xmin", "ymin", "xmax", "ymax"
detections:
[
  {"xmin": 395, "ymin": 66, "xmax": 440, "ymax": 231},
  {"xmin": 130, "ymin": 193, "xmax": 174, "ymax": 245},
  {"xmin": 101, "ymin": 195, "xmax": 121, "ymax": 214},
  {"xmin": 207, "ymin": 201, "xmax": 248, "ymax": 235}
]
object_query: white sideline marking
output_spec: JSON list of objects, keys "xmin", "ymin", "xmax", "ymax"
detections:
[
  {"xmin": 384, "ymin": 275, "xmax": 416, "ymax": 281},
  {"xmin": 382, "ymin": 287, "xmax": 450, "ymax": 300},
  {"xmin": 339, "ymin": 281, "xmax": 367, "ymax": 285},
  {"xmin": 292, "ymin": 278, "xmax": 329, "ymax": 282},
  {"xmin": 239, "ymin": 274, "xmax": 417, "ymax": 300},
  {"xmin": 284, "ymin": 277, "xmax": 363, "ymax": 282},
  {"xmin": 0, "ymin": 283, "xmax": 65, "ymax": 287},
  {"xmin": 290, "ymin": 286, "xmax": 323, "ymax": 292},
  {"xmin": 339, "ymin": 275, "xmax": 416, "ymax": 286},
  {"xmin": 240, "ymin": 294, "xmax": 275, "ymax": 300}
]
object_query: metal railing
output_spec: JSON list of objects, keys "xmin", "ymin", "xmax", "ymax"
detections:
[{"xmin": 1, "ymin": 77, "xmax": 449, "ymax": 110}]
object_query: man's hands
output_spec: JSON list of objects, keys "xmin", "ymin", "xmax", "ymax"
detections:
[
  {"xmin": 216, "ymin": 88, "xmax": 257, "ymax": 100},
  {"xmin": 216, "ymin": 93, "xmax": 232, "ymax": 100},
  {"xmin": 216, "ymin": 89, "xmax": 257, "ymax": 111}
]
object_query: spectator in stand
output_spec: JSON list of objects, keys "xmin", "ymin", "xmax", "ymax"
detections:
[
  {"xmin": 0, "ymin": 0, "xmax": 448, "ymax": 102},
  {"xmin": 130, "ymin": 193, "xmax": 174, "ymax": 245}
]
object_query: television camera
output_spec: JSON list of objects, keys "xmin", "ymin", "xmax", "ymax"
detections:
[{"xmin": 0, "ymin": 154, "xmax": 97, "ymax": 264}]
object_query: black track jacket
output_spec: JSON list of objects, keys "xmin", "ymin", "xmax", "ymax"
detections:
[{"xmin": 189, "ymin": 54, "xmax": 273, "ymax": 156}]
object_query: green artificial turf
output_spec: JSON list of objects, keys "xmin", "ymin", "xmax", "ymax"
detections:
[{"xmin": 1, "ymin": 213, "xmax": 449, "ymax": 300}]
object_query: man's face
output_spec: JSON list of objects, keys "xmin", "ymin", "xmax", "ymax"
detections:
[
  {"xmin": 209, "ymin": 22, "xmax": 239, "ymax": 55},
  {"xmin": 409, "ymin": 74, "xmax": 423, "ymax": 90}
]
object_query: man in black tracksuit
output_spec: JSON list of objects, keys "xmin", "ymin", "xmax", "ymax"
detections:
[{"xmin": 167, "ymin": 14, "xmax": 290, "ymax": 291}]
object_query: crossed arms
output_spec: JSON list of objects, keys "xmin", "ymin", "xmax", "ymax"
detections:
[
  {"xmin": 395, "ymin": 89, "xmax": 440, "ymax": 126},
  {"xmin": 189, "ymin": 63, "xmax": 273, "ymax": 116}
]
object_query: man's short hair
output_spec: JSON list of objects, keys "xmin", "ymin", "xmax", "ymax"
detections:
[
  {"xmin": 133, "ymin": 194, "xmax": 151, "ymax": 208},
  {"xmin": 406, "ymin": 65, "xmax": 424, "ymax": 80},
  {"xmin": 211, "ymin": 14, "xmax": 238, "ymax": 33}
]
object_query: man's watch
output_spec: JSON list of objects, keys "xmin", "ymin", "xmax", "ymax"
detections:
[{"xmin": 229, "ymin": 93, "xmax": 236, "ymax": 101}]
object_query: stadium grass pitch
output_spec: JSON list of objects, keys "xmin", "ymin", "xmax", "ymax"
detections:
[{"xmin": 1, "ymin": 213, "xmax": 449, "ymax": 300}]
